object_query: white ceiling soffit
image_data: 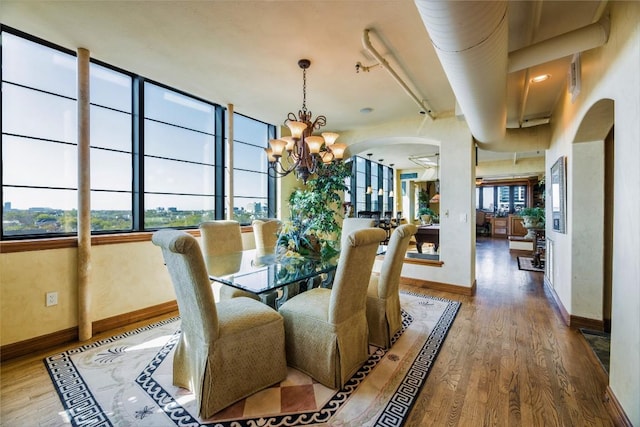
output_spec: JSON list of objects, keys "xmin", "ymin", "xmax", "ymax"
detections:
[{"xmin": 414, "ymin": 0, "xmax": 610, "ymax": 148}]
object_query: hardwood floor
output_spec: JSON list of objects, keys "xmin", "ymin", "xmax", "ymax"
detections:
[
  {"xmin": 0, "ymin": 237, "xmax": 613, "ymax": 426},
  {"xmin": 404, "ymin": 237, "xmax": 613, "ymax": 426}
]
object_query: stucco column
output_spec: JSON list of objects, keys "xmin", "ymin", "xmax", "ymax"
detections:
[
  {"xmin": 226, "ymin": 104, "xmax": 234, "ymax": 219},
  {"xmin": 77, "ymin": 48, "xmax": 91, "ymax": 341}
]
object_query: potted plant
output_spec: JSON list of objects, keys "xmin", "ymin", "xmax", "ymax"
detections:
[
  {"xmin": 519, "ymin": 206, "xmax": 545, "ymax": 239},
  {"xmin": 279, "ymin": 161, "xmax": 352, "ymax": 260},
  {"xmin": 417, "ymin": 207, "xmax": 437, "ymax": 225}
]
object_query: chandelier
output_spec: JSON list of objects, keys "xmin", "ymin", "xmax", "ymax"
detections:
[{"xmin": 266, "ymin": 59, "xmax": 347, "ymax": 184}]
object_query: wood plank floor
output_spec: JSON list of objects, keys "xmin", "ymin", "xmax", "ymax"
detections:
[
  {"xmin": 0, "ymin": 237, "xmax": 613, "ymax": 426},
  {"xmin": 404, "ymin": 237, "xmax": 612, "ymax": 426}
]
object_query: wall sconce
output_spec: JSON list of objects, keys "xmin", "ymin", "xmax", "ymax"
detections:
[
  {"xmin": 366, "ymin": 186, "xmax": 373, "ymax": 194},
  {"xmin": 389, "ymin": 191, "xmax": 394, "ymax": 198},
  {"xmin": 378, "ymin": 188, "xmax": 384, "ymax": 196}
]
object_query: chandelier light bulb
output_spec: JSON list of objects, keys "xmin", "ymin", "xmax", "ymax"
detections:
[
  {"xmin": 265, "ymin": 148, "xmax": 276, "ymax": 162},
  {"xmin": 305, "ymin": 136, "xmax": 324, "ymax": 154},
  {"xmin": 268, "ymin": 139, "xmax": 286, "ymax": 157},
  {"xmin": 286, "ymin": 120, "xmax": 307, "ymax": 139},
  {"xmin": 331, "ymin": 143, "xmax": 346, "ymax": 159},
  {"xmin": 281, "ymin": 136, "xmax": 296, "ymax": 152},
  {"xmin": 321, "ymin": 132, "xmax": 339, "ymax": 146}
]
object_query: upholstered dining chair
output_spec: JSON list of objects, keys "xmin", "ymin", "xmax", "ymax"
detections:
[
  {"xmin": 366, "ymin": 223, "xmax": 417, "ymax": 348},
  {"xmin": 199, "ymin": 220, "xmax": 259, "ymax": 300},
  {"xmin": 278, "ymin": 227, "xmax": 387, "ymax": 389},
  {"xmin": 152, "ymin": 229, "xmax": 287, "ymax": 418},
  {"xmin": 252, "ymin": 218, "xmax": 282, "ymax": 254},
  {"xmin": 340, "ymin": 217, "xmax": 375, "ymax": 248}
]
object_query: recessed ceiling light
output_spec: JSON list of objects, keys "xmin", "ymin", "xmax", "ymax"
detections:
[
  {"xmin": 530, "ymin": 74, "xmax": 551, "ymax": 83},
  {"xmin": 360, "ymin": 107, "xmax": 374, "ymax": 114}
]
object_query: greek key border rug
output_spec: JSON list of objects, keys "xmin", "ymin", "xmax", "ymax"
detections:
[{"xmin": 44, "ymin": 292, "xmax": 460, "ymax": 427}]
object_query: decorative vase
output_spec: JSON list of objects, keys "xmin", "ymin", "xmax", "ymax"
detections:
[{"xmin": 521, "ymin": 216, "xmax": 543, "ymax": 239}]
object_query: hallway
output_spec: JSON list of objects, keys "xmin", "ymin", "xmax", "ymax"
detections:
[{"xmin": 402, "ymin": 236, "xmax": 614, "ymax": 426}]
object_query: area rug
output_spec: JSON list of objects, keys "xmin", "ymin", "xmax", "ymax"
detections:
[
  {"xmin": 44, "ymin": 292, "xmax": 460, "ymax": 427},
  {"xmin": 517, "ymin": 256, "xmax": 544, "ymax": 272}
]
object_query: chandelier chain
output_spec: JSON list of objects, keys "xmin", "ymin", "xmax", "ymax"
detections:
[{"xmin": 302, "ymin": 67, "xmax": 307, "ymax": 113}]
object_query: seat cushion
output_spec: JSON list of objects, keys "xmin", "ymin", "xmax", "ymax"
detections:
[
  {"xmin": 216, "ymin": 296, "xmax": 282, "ymax": 336},
  {"xmin": 278, "ymin": 288, "xmax": 331, "ymax": 321}
]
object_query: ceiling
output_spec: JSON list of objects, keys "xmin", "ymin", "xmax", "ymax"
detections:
[{"xmin": 1, "ymin": 1, "xmax": 606, "ymax": 170}]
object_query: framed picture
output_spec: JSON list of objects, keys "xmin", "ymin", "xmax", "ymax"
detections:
[{"xmin": 550, "ymin": 156, "xmax": 566, "ymax": 233}]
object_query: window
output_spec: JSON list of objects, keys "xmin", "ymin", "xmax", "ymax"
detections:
[
  {"xmin": 232, "ymin": 113, "xmax": 275, "ymax": 224},
  {"xmin": 89, "ymin": 62, "xmax": 133, "ymax": 231},
  {"xmin": 1, "ymin": 27, "xmax": 276, "ymax": 239},
  {"xmin": 354, "ymin": 157, "xmax": 366, "ymax": 214},
  {"xmin": 371, "ymin": 162, "xmax": 379, "ymax": 211},
  {"xmin": 476, "ymin": 184, "xmax": 527, "ymax": 214},
  {"xmin": 2, "ymin": 32, "xmax": 78, "ymax": 236},
  {"xmin": 143, "ymin": 83, "xmax": 216, "ymax": 228},
  {"xmin": 347, "ymin": 156, "xmax": 394, "ymax": 215}
]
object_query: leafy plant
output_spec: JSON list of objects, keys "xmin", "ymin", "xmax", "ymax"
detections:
[
  {"xmin": 418, "ymin": 207, "xmax": 436, "ymax": 217},
  {"xmin": 519, "ymin": 207, "xmax": 545, "ymax": 220},
  {"xmin": 280, "ymin": 160, "xmax": 352, "ymax": 257},
  {"xmin": 418, "ymin": 189, "xmax": 430, "ymax": 210},
  {"xmin": 276, "ymin": 214, "xmax": 338, "ymax": 261}
]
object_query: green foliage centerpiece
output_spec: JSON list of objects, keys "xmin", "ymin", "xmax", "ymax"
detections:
[{"xmin": 277, "ymin": 161, "xmax": 352, "ymax": 262}]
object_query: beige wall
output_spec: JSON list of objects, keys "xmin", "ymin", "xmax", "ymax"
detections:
[
  {"xmin": 546, "ymin": 2, "xmax": 639, "ymax": 423},
  {"xmin": 0, "ymin": 241, "xmax": 173, "ymax": 345},
  {"xmin": 1, "ymin": 248, "xmax": 79, "ymax": 344},
  {"xmin": 0, "ymin": 232, "xmax": 258, "ymax": 347}
]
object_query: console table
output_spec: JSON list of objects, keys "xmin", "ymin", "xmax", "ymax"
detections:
[{"xmin": 415, "ymin": 224, "xmax": 439, "ymax": 253}]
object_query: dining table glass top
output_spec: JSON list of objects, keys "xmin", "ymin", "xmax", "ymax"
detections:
[{"xmin": 205, "ymin": 249, "xmax": 340, "ymax": 295}]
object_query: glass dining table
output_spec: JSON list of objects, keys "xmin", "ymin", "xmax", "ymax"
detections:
[
  {"xmin": 206, "ymin": 245, "xmax": 387, "ymax": 309},
  {"xmin": 205, "ymin": 249, "xmax": 340, "ymax": 309}
]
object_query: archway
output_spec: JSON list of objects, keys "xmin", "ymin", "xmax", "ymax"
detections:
[{"xmin": 570, "ymin": 99, "xmax": 614, "ymax": 334}]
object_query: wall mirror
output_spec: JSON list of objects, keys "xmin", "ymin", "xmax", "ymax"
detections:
[{"xmin": 550, "ymin": 156, "xmax": 566, "ymax": 233}]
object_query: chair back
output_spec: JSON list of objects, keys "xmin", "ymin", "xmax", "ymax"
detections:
[
  {"xmin": 330, "ymin": 227, "xmax": 387, "ymax": 324},
  {"xmin": 252, "ymin": 219, "xmax": 281, "ymax": 253},
  {"xmin": 152, "ymin": 229, "xmax": 219, "ymax": 344},
  {"xmin": 377, "ymin": 224, "xmax": 417, "ymax": 299},
  {"xmin": 341, "ymin": 217, "xmax": 375, "ymax": 248},
  {"xmin": 199, "ymin": 220, "xmax": 243, "ymax": 256},
  {"xmin": 476, "ymin": 210, "xmax": 486, "ymax": 226}
]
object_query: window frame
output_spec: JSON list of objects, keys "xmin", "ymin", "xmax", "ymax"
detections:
[{"xmin": 1, "ymin": 25, "xmax": 275, "ymax": 241}]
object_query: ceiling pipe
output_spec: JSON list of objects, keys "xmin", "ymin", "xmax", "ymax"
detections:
[
  {"xmin": 508, "ymin": 16, "xmax": 610, "ymax": 73},
  {"xmin": 415, "ymin": 0, "xmax": 610, "ymax": 150},
  {"xmin": 361, "ymin": 28, "xmax": 435, "ymax": 120},
  {"xmin": 517, "ymin": 1, "xmax": 543, "ymax": 128},
  {"xmin": 414, "ymin": 0, "xmax": 508, "ymax": 143}
]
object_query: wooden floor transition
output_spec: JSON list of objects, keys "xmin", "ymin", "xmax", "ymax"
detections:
[{"xmin": 0, "ymin": 237, "xmax": 614, "ymax": 426}]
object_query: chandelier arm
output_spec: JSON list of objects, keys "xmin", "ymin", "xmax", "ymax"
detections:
[
  {"xmin": 311, "ymin": 115, "xmax": 327, "ymax": 131},
  {"xmin": 269, "ymin": 149, "xmax": 301, "ymax": 176},
  {"xmin": 286, "ymin": 112, "xmax": 298, "ymax": 124}
]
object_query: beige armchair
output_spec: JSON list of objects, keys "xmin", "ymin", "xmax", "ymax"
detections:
[
  {"xmin": 199, "ymin": 220, "xmax": 258, "ymax": 300},
  {"xmin": 340, "ymin": 217, "xmax": 375, "ymax": 248},
  {"xmin": 366, "ymin": 223, "xmax": 417, "ymax": 348},
  {"xmin": 279, "ymin": 227, "xmax": 387, "ymax": 389},
  {"xmin": 252, "ymin": 218, "xmax": 281, "ymax": 254},
  {"xmin": 152, "ymin": 229, "xmax": 287, "ymax": 418}
]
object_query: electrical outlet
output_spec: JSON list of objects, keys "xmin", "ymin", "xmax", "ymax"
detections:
[{"xmin": 46, "ymin": 291, "xmax": 58, "ymax": 307}]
